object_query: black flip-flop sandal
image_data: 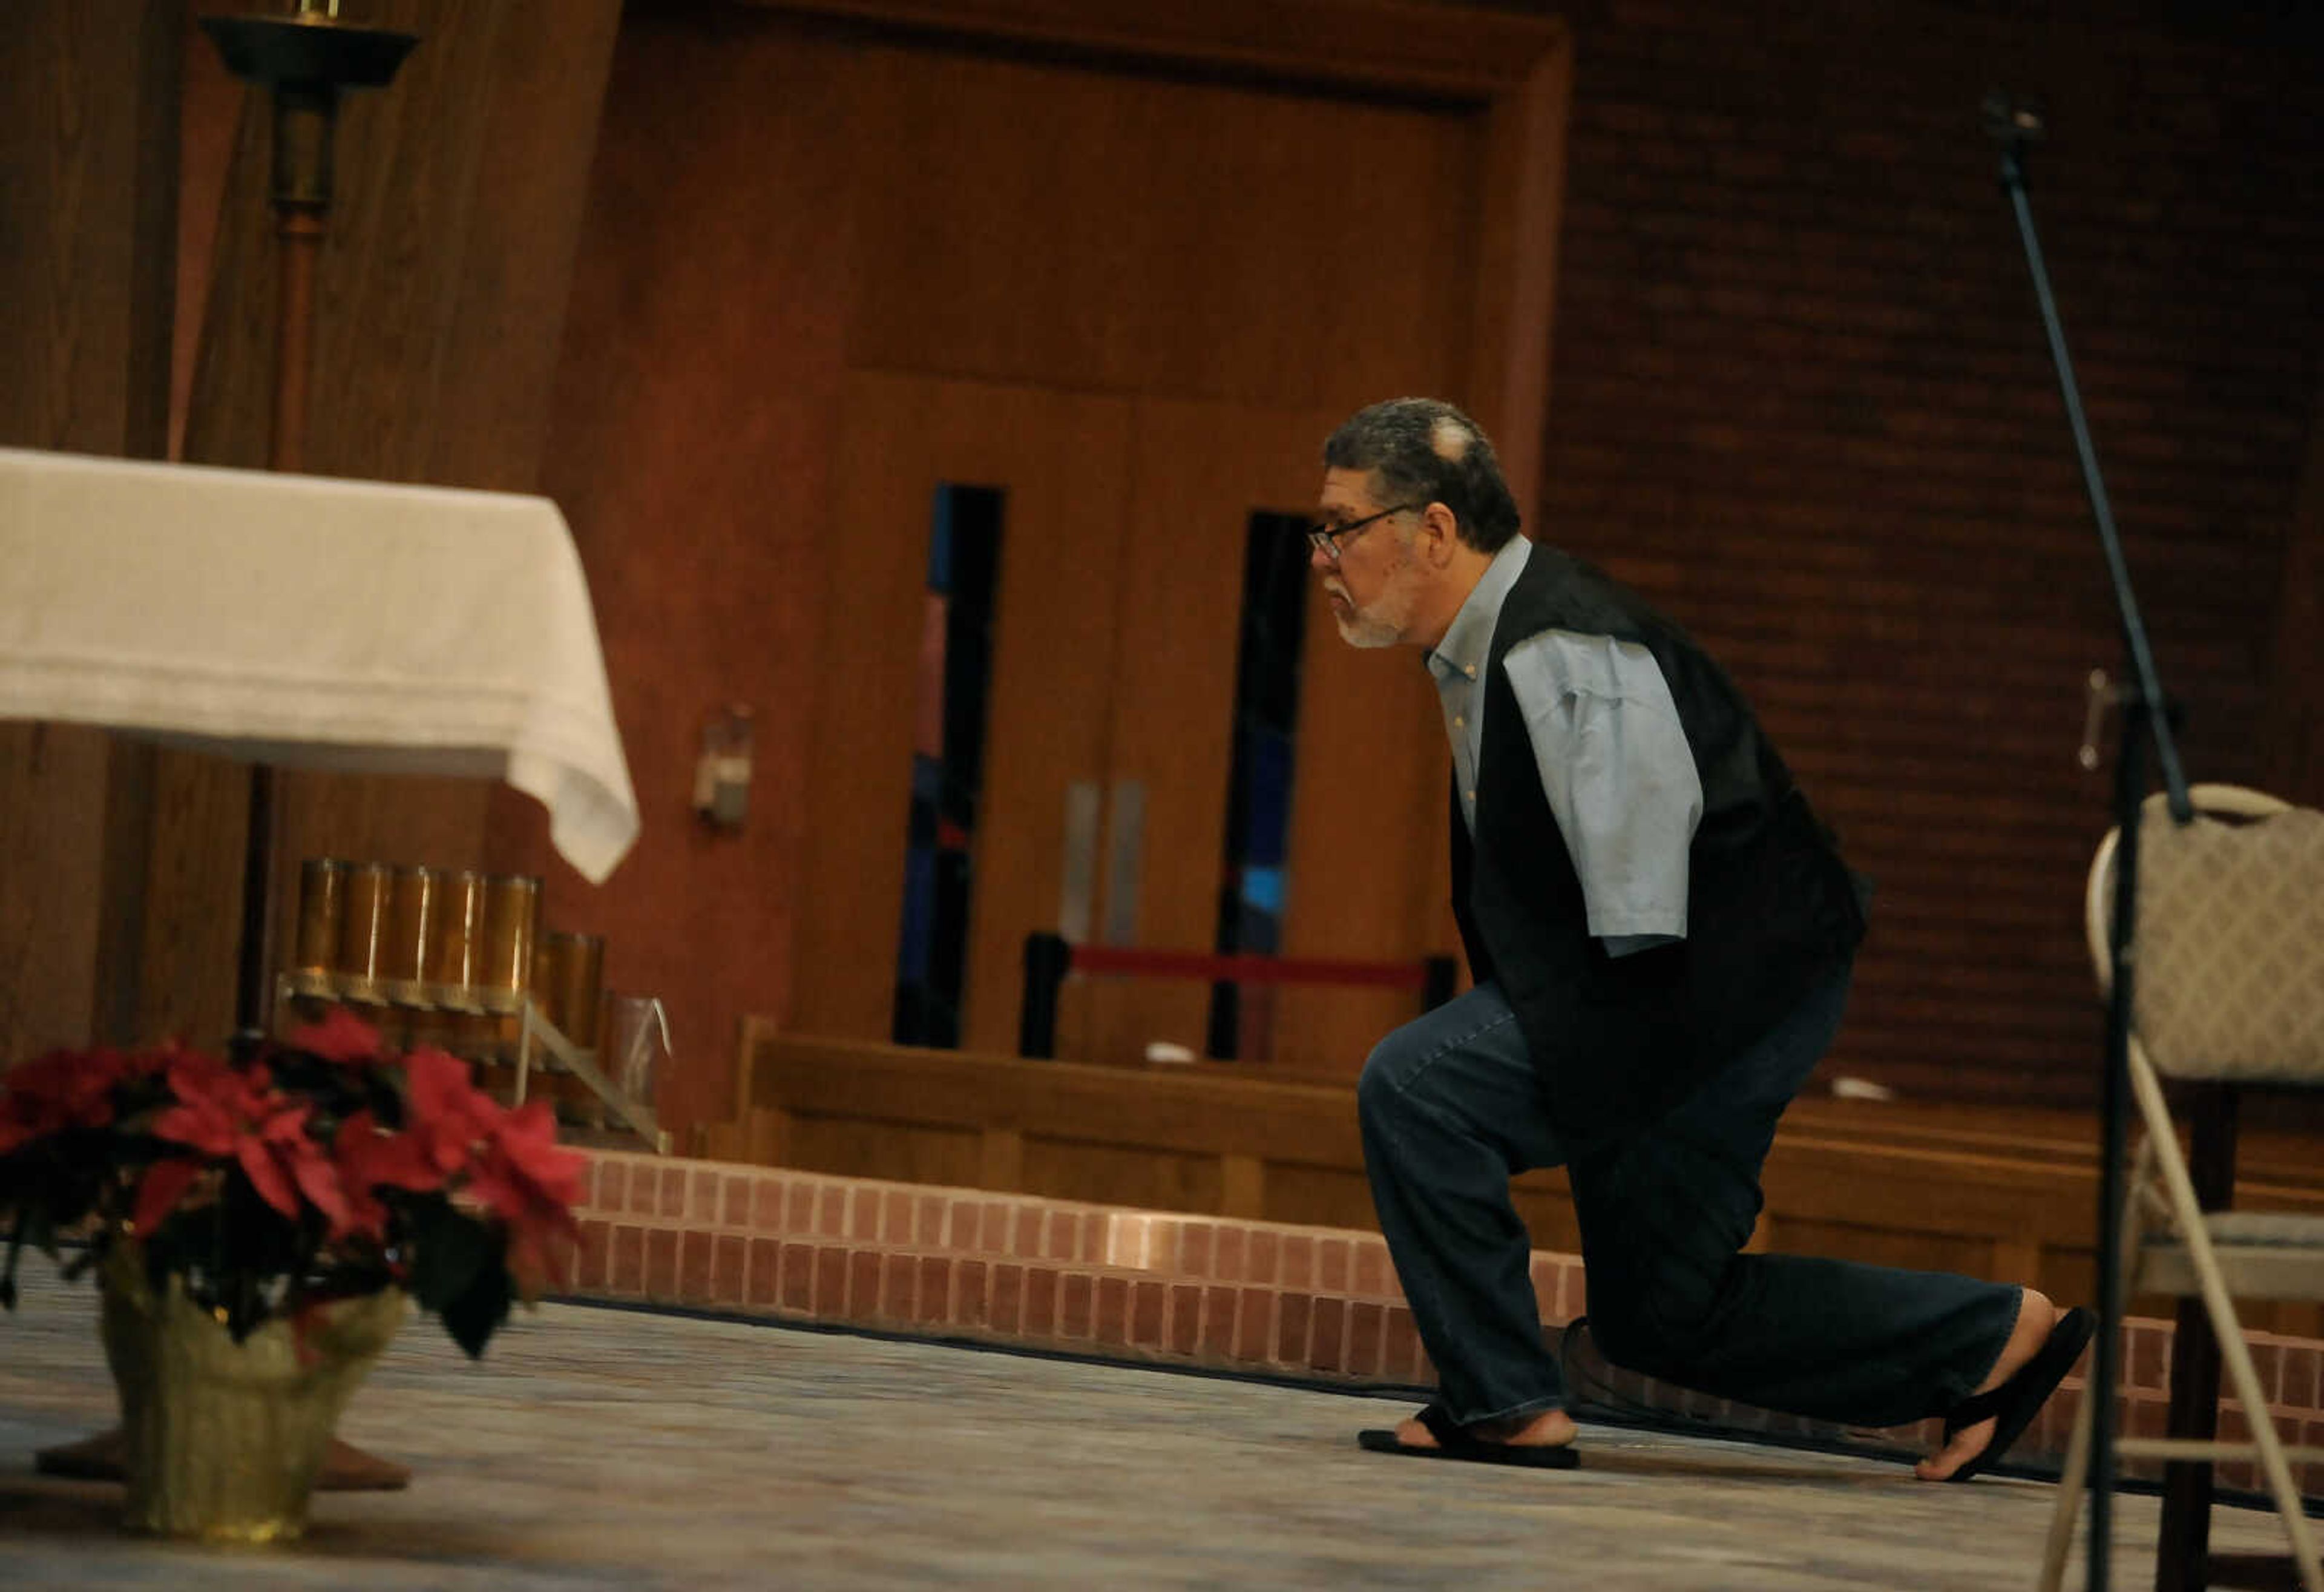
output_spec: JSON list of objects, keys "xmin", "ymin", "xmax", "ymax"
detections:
[
  {"xmin": 1940, "ymin": 1306, "xmax": 2095, "ymax": 1484},
  {"xmin": 1357, "ymin": 1403, "xmax": 1580, "ymax": 1469}
]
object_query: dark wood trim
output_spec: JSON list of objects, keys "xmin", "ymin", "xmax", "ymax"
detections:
[
  {"xmin": 737, "ymin": 0, "xmax": 1566, "ymax": 97},
  {"xmin": 1465, "ymin": 42, "xmax": 1570, "ymax": 514}
]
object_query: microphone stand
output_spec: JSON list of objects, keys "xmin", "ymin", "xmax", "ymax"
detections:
[{"xmin": 1984, "ymin": 91, "xmax": 2194, "ymax": 1592}]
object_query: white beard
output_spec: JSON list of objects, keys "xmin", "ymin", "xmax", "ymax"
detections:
[
  {"xmin": 1328, "ymin": 554, "xmax": 1420, "ymax": 650},
  {"xmin": 1333, "ymin": 605, "xmax": 1403, "ymax": 649}
]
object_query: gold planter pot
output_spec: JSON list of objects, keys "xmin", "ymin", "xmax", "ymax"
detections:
[{"xmin": 99, "ymin": 1248, "xmax": 407, "ymax": 1541}]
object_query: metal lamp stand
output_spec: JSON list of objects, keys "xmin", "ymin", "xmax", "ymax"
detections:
[{"xmin": 199, "ymin": 1, "xmax": 418, "ymax": 1050}]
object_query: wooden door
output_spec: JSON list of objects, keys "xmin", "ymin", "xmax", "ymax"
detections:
[
  {"xmin": 1083, "ymin": 400, "xmax": 1445, "ymax": 1076},
  {"xmin": 783, "ymin": 13, "xmax": 1566, "ymax": 1076},
  {"xmin": 789, "ymin": 374, "xmax": 1135, "ymax": 1052},
  {"xmin": 795, "ymin": 379, "xmax": 1449, "ymax": 1073}
]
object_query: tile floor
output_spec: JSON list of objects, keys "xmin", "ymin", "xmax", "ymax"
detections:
[{"xmin": 0, "ymin": 1268, "xmax": 2296, "ymax": 1590}]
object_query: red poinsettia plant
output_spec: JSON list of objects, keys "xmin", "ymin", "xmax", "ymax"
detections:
[{"xmin": 0, "ymin": 1010, "xmax": 585, "ymax": 1355}]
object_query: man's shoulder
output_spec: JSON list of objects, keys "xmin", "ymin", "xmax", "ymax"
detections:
[
  {"xmin": 1504, "ymin": 627, "xmax": 1669, "ymax": 706},
  {"xmin": 1497, "ymin": 544, "xmax": 1658, "ymax": 649}
]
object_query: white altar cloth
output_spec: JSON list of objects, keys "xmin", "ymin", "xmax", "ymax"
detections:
[{"xmin": 0, "ymin": 447, "xmax": 638, "ymax": 883}]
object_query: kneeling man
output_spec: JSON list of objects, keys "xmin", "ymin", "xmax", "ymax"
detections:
[{"xmin": 1315, "ymin": 398, "xmax": 2089, "ymax": 1479}]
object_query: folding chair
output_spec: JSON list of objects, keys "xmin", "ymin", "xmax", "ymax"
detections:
[{"xmin": 2040, "ymin": 784, "xmax": 2324, "ymax": 1592}]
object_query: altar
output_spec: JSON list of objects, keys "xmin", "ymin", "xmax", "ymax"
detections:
[
  {"xmin": 0, "ymin": 446, "xmax": 636, "ymax": 884},
  {"xmin": 0, "ymin": 445, "xmax": 653, "ymax": 1137}
]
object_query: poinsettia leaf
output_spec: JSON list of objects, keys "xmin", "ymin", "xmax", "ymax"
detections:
[
  {"xmin": 398, "ymin": 1197, "xmax": 512, "ymax": 1357},
  {"xmin": 402, "ymin": 1199, "xmax": 492, "ymax": 1311},
  {"xmin": 493, "ymin": 1102, "xmax": 588, "ymax": 1206},
  {"xmin": 439, "ymin": 1259, "xmax": 512, "ymax": 1360},
  {"xmin": 234, "ymin": 1137, "xmax": 300, "ymax": 1220},
  {"xmin": 335, "ymin": 1111, "xmax": 445, "ymax": 1196},
  {"xmin": 152, "ymin": 1101, "xmax": 235, "ymax": 1158},
  {"xmin": 133, "ymin": 1158, "xmax": 203, "ymax": 1237},
  {"xmin": 287, "ymin": 1145, "xmax": 353, "ymax": 1235}
]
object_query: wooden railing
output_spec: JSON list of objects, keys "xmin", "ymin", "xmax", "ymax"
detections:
[{"xmin": 699, "ymin": 1023, "xmax": 2324, "ymax": 1334}]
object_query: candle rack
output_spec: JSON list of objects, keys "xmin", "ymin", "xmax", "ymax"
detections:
[{"xmin": 274, "ymin": 971, "xmax": 671, "ymax": 1154}]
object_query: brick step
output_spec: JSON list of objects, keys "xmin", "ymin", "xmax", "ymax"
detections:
[
  {"xmin": 571, "ymin": 1150, "xmax": 1438, "ymax": 1382},
  {"xmin": 566, "ymin": 1150, "xmax": 2324, "ymax": 1496}
]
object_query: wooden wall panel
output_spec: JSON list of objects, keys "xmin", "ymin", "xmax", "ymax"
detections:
[
  {"xmin": 1261, "ymin": 1163, "xmax": 1378, "ymax": 1231},
  {"xmin": 845, "ymin": 42, "xmax": 1481, "ymax": 413},
  {"xmin": 529, "ymin": 8, "xmax": 861, "ymax": 1131},
  {"xmin": 183, "ymin": 0, "xmax": 623, "ymax": 484},
  {"xmin": 772, "ymin": 375, "xmax": 967, "ymax": 1049},
  {"xmin": 0, "ymin": 0, "xmax": 181, "ymax": 1064},
  {"xmin": 1019, "ymin": 1138, "xmax": 1226, "ymax": 1215},
  {"xmin": 784, "ymin": 1114, "xmax": 985, "ymax": 1190},
  {"xmin": 1535, "ymin": 0, "xmax": 2324, "ymax": 1105},
  {"xmin": 1764, "ymin": 1220, "xmax": 1999, "ymax": 1286},
  {"xmin": 137, "ymin": 0, "xmax": 622, "ymax": 1047},
  {"xmin": 0, "ymin": 727, "xmax": 112, "ymax": 1061},
  {"xmin": 1508, "ymin": 1177, "xmax": 1581, "ymax": 1257},
  {"xmin": 0, "ymin": 0, "xmax": 179, "ymax": 459}
]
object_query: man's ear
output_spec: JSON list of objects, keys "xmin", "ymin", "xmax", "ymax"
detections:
[{"xmin": 1420, "ymin": 501, "xmax": 1460, "ymax": 565}]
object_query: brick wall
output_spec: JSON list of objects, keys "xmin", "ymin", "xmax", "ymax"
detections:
[{"xmin": 1530, "ymin": 0, "xmax": 2324, "ymax": 1103}]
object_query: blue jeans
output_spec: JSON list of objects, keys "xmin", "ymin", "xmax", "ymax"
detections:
[{"xmin": 1357, "ymin": 964, "xmax": 2022, "ymax": 1428}]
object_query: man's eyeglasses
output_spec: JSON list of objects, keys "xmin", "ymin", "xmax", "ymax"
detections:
[{"xmin": 1304, "ymin": 502, "xmax": 1422, "ymax": 562}]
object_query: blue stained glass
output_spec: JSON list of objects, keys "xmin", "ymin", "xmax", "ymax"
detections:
[
  {"xmin": 893, "ymin": 484, "xmax": 1004, "ymax": 1048},
  {"xmin": 1209, "ymin": 510, "xmax": 1310, "ymax": 1061}
]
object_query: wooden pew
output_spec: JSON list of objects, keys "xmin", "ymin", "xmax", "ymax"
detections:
[{"xmin": 703, "ymin": 1022, "xmax": 2324, "ymax": 1333}]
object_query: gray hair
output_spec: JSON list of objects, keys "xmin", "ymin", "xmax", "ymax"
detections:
[{"xmin": 1322, "ymin": 398, "xmax": 1521, "ymax": 553}]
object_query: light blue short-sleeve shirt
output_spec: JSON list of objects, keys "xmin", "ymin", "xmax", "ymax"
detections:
[{"xmin": 1425, "ymin": 539, "xmax": 1704, "ymax": 956}]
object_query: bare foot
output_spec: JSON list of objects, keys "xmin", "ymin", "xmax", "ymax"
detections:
[
  {"xmin": 1914, "ymin": 1289, "xmax": 2063, "ymax": 1482},
  {"xmin": 1394, "ymin": 1405, "xmax": 1579, "ymax": 1452}
]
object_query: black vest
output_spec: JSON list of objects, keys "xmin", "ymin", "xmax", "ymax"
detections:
[{"xmin": 1449, "ymin": 544, "xmax": 1867, "ymax": 1146}]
